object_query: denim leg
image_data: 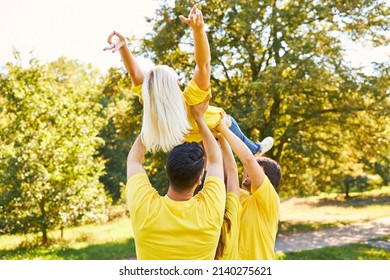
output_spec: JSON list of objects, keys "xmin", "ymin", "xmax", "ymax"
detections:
[{"xmin": 228, "ymin": 115, "xmax": 261, "ymax": 154}]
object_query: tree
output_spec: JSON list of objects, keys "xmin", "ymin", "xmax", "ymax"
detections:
[
  {"xmin": 0, "ymin": 56, "xmax": 110, "ymax": 243},
  {"xmin": 98, "ymin": 67, "xmax": 136, "ymax": 202},
  {"xmin": 139, "ymin": 0, "xmax": 390, "ymax": 196}
]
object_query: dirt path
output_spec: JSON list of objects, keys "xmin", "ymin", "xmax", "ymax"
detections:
[{"xmin": 275, "ymin": 216, "xmax": 390, "ymax": 252}]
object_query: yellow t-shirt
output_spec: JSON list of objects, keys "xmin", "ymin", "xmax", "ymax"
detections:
[
  {"xmin": 132, "ymin": 80, "xmax": 225, "ymax": 143},
  {"xmin": 238, "ymin": 176, "xmax": 280, "ymax": 260},
  {"xmin": 126, "ymin": 173, "xmax": 226, "ymax": 260},
  {"xmin": 217, "ymin": 192, "xmax": 241, "ymax": 260}
]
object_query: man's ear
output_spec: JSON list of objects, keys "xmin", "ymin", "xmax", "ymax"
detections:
[{"xmin": 196, "ymin": 174, "xmax": 203, "ymax": 186}]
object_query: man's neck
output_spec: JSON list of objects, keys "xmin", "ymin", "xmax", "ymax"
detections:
[
  {"xmin": 167, "ymin": 186, "xmax": 195, "ymax": 201},
  {"xmin": 241, "ymin": 184, "xmax": 251, "ymax": 193}
]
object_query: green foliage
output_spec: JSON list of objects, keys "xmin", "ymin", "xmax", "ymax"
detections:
[
  {"xmin": 139, "ymin": 0, "xmax": 390, "ymax": 196},
  {"xmin": 98, "ymin": 67, "xmax": 138, "ymax": 202},
  {"xmin": 0, "ymin": 57, "xmax": 110, "ymax": 243}
]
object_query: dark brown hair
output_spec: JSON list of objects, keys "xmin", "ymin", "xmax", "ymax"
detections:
[{"xmin": 256, "ymin": 156, "xmax": 282, "ymax": 191}]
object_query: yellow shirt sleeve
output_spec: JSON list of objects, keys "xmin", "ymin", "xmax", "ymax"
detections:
[
  {"xmin": 251, "ymin": 176, "xmax": 280, "ymax": 221},
  {"xmin": 182, "ymin": 79, "xmax": 211, "ymax": 106},
  {"xmin": 125, "ymin": 173, "xmax": 160, "ymax": 223},
  {"xmin": 239, "ymin": 188, "xmax": 251, "ymax": 204}
]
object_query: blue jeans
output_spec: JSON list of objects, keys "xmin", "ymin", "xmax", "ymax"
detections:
[{"xmin": 228, "ymin": 115, "xmax": 261, "ymax": 154}]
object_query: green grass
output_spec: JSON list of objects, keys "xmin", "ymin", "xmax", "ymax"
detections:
[
  {"xmin": 1, "ymin": 186, "xmax": 389, "ymax": 260},
  {"xmin": 0, "ymin": 216, "xmax": 136, "ymax": 260},
  {"xmin": 277, "ymin": 236, "xmax": 390, "ymax": 260},
  {"xmin": 0, "ymin": 239, "xmax": 135, "ymax": 260}
]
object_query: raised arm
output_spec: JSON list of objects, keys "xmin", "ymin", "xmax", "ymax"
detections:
[
  {"xmin": 179, "ymin": 5, "xmax": 210, "ymax": 91},
  {"xmin": 218, "ymin": 120, "xmax": 265, "ymax": 191},
  {"xmin": 127, "ymin": 135, "xmax": 147, "ymax": 180},
  {"xmin": 218, "ymin": 135, "xmax": 239, "ymax": 197},
  {"xmin": 191, "ymin": 97, "xmax": 223, "ymax": 181},
  {"xmin": 103, "ymin": 31, "xmax": 144, "ymax": 87}
]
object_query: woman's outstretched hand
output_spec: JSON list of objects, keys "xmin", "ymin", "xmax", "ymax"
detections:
[
  {"xmin": 179, "ymin": 5, "xmax": 204, "ymax": 31},
  {"xmin": 103, "ymin": 31, "xmax": 126, "ymax": 53}
]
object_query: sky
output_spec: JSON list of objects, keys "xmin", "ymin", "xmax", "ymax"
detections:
[
  {"xmin": 0, "ymin": 0, "xmax": 164, "ymax": 73},
  {"xmin": 1, "ymin": 0, "xmax": 389, "ymax": 74}
]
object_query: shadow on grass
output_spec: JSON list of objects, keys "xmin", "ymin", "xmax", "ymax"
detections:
[
  {"xmin": 278, "ymin": 221, "xmax": 349, "ymax": 234},
  {"xmin": 56, "ymin": 239, "xmax": 136, "ymax": 260},
  {"xmin": 0, "ymin": 238, "xmax": 136, "ymax": 260}
]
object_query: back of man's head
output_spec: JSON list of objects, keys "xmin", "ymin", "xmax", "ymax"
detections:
[
  {"xmin": 256, "ymin": 156, "xmax": 282, "ymax": 191},
  {"xmin": 166, "ymin": 142, "xmax": 205, "ymax": 192}
]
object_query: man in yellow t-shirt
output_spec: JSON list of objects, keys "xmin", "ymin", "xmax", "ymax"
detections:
[
  {"xmin": 217, "ymin": 119, "xmax": 281, "ymax": 260},
  {"xmin": 126, "ymin": 96, "xmax": 225, "ymax": 260},
  {"xmin": 238, "ymin": 157, "xmax": 281, "ymax": 260}
]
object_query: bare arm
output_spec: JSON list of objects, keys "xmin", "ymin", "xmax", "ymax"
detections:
[
  {"xmin": 179, "ymin": 5, "xmax": 210, "ymax": 91},
  {"xmin": 218, "ymin": 135, "xmax": 239, "ymax": 197},
  {"xmin": 127, "ymin": 135, "xmax": 147, "ymax": 180},
  {"xmin": 218, "ymin": 120, "xmax": 265, "ymax": 191},
  {"xmin": 103, "ymin": 31, "xmax": 144, "ymax": 87},
  {"xmin": 191, "ymin": 97, "xmax": 223, "ymax": 181}
]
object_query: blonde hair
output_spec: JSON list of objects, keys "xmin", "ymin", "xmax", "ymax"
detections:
[{"xmin": 141, "ymin": 65, "xmax": 190, "ymax": 153}]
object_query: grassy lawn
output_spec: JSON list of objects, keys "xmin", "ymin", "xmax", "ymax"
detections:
[
  {"xmin": 277, "ymin": 236, "xmax": 390, "ymax": 260},
  {"xmin": 279, "ymin": 186, "xmax": 390, "ymax": 234},
  {"xmin": 0, "ymin": 216, "xmax": 136, "ymax": 260},
  {"xmin": 1, "ymin": 186, "xmax": 389, "ymax": 260}
]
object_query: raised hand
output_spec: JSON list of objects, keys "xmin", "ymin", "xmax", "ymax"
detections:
[
  {"xmin": 179, "ymin": 5, "xmax": 204, "ymax": 31},
  {"xmin": 103, "ymin": 31, "xmax": 126, "ymax": 53}
]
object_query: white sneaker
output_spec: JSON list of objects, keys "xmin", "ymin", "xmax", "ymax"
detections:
[{"xmin": 257, "ymin": 136, "xmax": 274, "ymax": 155}]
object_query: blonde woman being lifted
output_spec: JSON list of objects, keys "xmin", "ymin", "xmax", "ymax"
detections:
[{"xmin": 104, "ymin": 5, "xmax": 273, "ymax": 155}]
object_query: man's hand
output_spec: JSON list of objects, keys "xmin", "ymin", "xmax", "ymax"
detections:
[
  {"xmin": 191, "ymin": 95, "xmax": 211, "ymax": 121},
  {"xmin": 103, "ymin": 31, "xmax": 126, "ymax": 53},
  {"xmin": 217, "ymin": 115, "xmax": 232, "ymax": 131}
]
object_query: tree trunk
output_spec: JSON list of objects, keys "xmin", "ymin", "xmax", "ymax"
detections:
[
  {"xmin": 42, "ymin": 226, "xmax": 48, "ymax": 245},
  {"xmin": 344, "ymin": 182, "xmax": 350, "ymax": 199},
  {"xmin": 39, "ymin": 200, "xmax": 48, "ymax": 245}
]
